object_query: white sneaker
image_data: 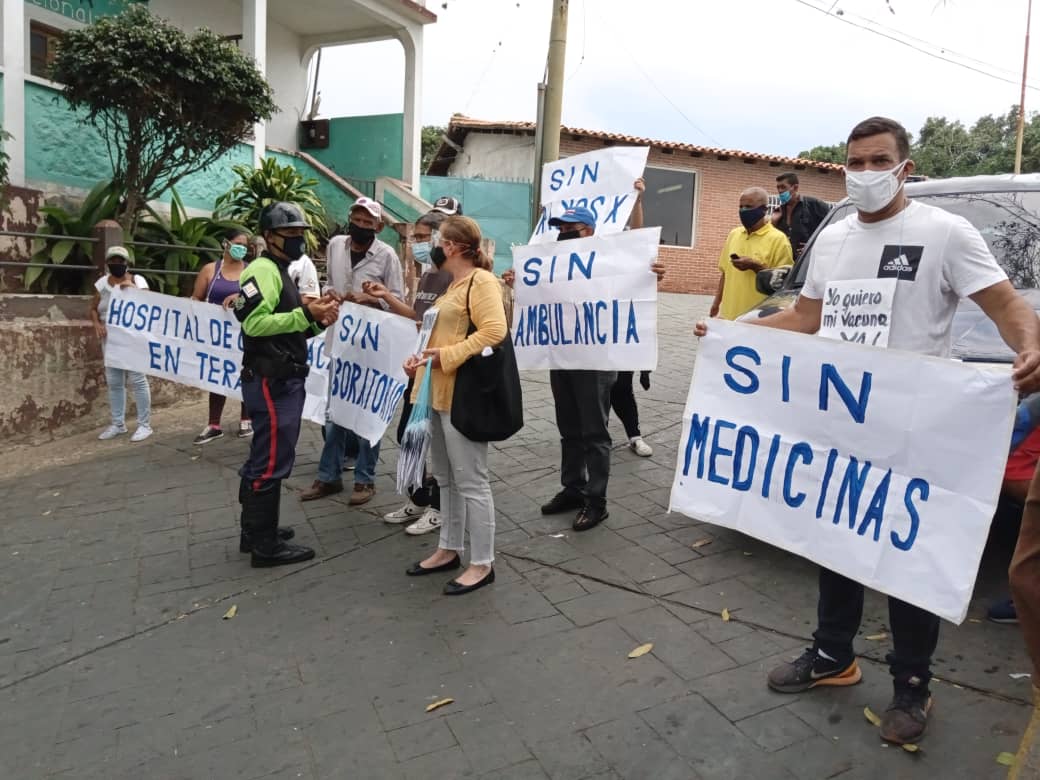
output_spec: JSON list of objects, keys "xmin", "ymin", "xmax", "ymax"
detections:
[
  {"xmin": 405, "ymin": 508, "xmax": 442, "ymax": 536},
  {"xmin": 98, "ymin": 424, "xmax": 128, "ymax": 441},
  {"xmin": 131, "ymin": 425, "xmax": 153, "ymax": 442},
  {"xmin": 629, "ymin": 436, "xmax": 653, "ymax": 457},
  {"xmin": 384, "ymin": 499, "xmax": 423, "ymax": 524}
]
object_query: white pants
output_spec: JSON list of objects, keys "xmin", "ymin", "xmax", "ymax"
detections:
[{"xmin": 430, "ymin": 411, "xmax": 495, "ymax": 565}]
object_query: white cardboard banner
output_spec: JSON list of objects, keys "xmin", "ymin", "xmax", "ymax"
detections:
[
  {"xmin": 103, "ymin": 287, "xmax": 328, "ymax": 425},
  {"xmin": 820, "ymin": 278, "xmax": 897, "ymax": 348},
  {"xmin": 529, "ymin": 146, "xmax": 650, "ymax": 244},
  {"xmin": 325, "ymin": 302, "xmax": 417, "ymax": 446},
  {"xmin": 668, "ymin": 319, "xmax": 1016, "ymax": 624},
  {"xmin": 511, "ymin": 227, "xmax": 661, "ymax": 371}
]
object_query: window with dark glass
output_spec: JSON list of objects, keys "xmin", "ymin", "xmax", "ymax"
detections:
[
  {"xmin": 642, "ymin": 167, "xmax": 696, "ymax": 246},
  {"xmin": 30, "ymin": 22, "xmax": 64, "ymax": 80}
]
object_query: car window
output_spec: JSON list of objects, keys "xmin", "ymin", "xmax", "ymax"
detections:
[
  {"xmin": 789, "ymin": 191, "xmax": 1040, "ymax": 290},
  {"xmin": 790, "ymin": 203, "xmax": 855, "ymax": 287}
]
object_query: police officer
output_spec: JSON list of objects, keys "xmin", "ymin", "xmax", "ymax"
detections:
[{"xmin": 234, "ymin": 202, "xmax": 339, "ymax": 567}]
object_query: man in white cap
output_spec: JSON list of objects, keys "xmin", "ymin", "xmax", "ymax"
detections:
[{"xmin": 302, "ymin": 197, "xmax": 405, "ymax": 505}]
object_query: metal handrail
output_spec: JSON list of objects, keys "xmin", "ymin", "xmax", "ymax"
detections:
[
  {"xmin": 4, "ymin": 230, "xmax": 99, "ymax": 242},
  {"xmin": 0, "ymin": 261, "xmax": 202, "ymax": 277},
  {"xmin": 3, "ymin": 230, "xmax": 223, "ymax": 254}
]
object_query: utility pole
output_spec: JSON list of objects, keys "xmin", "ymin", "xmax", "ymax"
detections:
[
  {"xmin": 1016, "ymin": 0, "xmax": 1033, "ymax": 175},
  {"xmin": 533, "ymin": 0, "xmax": 568, "ymax": 226}
]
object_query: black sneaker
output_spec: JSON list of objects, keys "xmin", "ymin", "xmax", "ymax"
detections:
[
  {"xmin": 988, "ymin": 598, "xmax": 1018, "ymax": 624},
  {"xmin": 573, "ymin": 504, "xmax": 608, "ymax": 532},
  {"xmin": 193, "ymin": 426, "xmax": 223, "ymax": 445},
  {"xmin": 880, "ymin": 677, "xmax": 933, "ymax": 744},
  {"xmin": 541, "ymin": 490, "xmax": 584, "ymax": 515},
  {"xmin": 767, "ymin": 647, "xmax": 863, "ymax": 693}
]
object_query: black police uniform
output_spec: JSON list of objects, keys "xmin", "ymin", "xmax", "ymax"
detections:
[{"xmin": 234, "ymin": 203, "xmax": 326, "ymax": 567}]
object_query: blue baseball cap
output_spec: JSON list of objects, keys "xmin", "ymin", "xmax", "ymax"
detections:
[{"xmin": 549, "ymin": 206, "xmax": 596, "ymax": 228}]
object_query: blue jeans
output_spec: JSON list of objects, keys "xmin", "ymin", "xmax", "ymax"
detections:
[
  {"xmin": 318, "ymin": 423, "xmax": 379, "ymax": 485},
  {"xmin": 105, "ymin": 365, "xmax": 151, "ymax": 428}
]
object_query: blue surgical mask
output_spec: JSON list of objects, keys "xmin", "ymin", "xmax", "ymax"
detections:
[
  {"xmin": 228, "ymin": 243, "xmax": 248, "ymax": 261},
  {"xmin": 778, "ymin": 190, "xmax": 792, "ymax": 205},
  {"xmin": 412, "ymin": 241, "xmax": 431, "ymax": 264}
]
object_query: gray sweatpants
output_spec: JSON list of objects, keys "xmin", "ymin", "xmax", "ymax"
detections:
[{"xmin": 430, "ymin": 411, "xmax": 496, "ymax": 565}]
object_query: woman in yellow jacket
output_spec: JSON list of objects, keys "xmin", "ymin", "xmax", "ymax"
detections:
[{"xmin": 403, "ymin": 216, "xmax": 507, "ymax": 595}]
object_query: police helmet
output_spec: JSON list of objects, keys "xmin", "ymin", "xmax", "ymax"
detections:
[{"xmin": 259, "ymin": 202, "xmax": 312, "ymax": 231}]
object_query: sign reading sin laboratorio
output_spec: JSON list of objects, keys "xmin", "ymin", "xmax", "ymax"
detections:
[{"xmin": 28, "ymin": 0, "xmax": 147, "ymax": 24}]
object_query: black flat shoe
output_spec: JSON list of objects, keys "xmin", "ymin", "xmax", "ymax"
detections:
[
  {"xmin": 406, "ymin": 555, "xmax": 461, "ymax": 576},
  {"xmin": 444, "ymin": 567, "xmax": 495, "ymax": 595}
]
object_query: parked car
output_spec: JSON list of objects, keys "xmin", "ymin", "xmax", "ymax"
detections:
[{"xmin": 741, "ymin": 174, "xmax": 1040, "ymax": 363}]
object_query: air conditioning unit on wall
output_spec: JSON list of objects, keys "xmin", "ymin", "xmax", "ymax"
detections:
[{"xmin": 299, "ymin": 120, "xmax": 330, "ymax": 150}]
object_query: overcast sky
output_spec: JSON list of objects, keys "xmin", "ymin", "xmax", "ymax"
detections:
[{"xmin": 314, "ymin": 0, "xmax": 1038, "ymax": 159}]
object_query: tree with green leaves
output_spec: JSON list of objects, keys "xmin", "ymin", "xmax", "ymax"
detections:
[
  {"xmin": 51, "ymin": 4, "xmax": 277, "ymax": 234},
  {"xmin": 799, "ymin": 106, "xmax": 1040, "ymax": 177},
  {"xmin": 422, "ymin": 125, "xmax": 447, "ymax": 171}
]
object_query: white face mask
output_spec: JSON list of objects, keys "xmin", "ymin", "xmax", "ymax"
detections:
[{"xmin": 844, "ymin": 160, "xmax": 908, "ymax": 214}]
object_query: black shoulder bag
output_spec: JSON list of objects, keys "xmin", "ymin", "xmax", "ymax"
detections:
[{"xmin": 450, "ymin": 272, "xmax": 524, "ymax": 442}]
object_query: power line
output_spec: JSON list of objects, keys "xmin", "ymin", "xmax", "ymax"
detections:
[
  {"xmin": 793, "ymin": 0, "xmax": 1040, "ymax": 93},
  {"xmin": 597, "ymin": 15, "xmax": 721, "ymax": 146}
]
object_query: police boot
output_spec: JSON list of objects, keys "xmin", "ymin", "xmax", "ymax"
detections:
[
  {"xmin": 238, "ymin": 477, "xmax": 294, "ymax": 553},
  {"xmin": 1010, "ymin": 686, "xmax": 1040, "ymax": 779},
  {"xmin": 247, "ymin": 481, "xmax": 315, "ymax": 568}
]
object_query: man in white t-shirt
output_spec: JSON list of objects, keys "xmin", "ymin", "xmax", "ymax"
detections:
[
  {"xmin": 696, "ymin": 116, "xmax": 1040, "ymax": 746},
  {"xmin": 288, "ymin": 254, "xmax": 320, "ymax": 302}
]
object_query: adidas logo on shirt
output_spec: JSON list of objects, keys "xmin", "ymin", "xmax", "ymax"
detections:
[{"xmin": 877, "ymin": 245, "xmax": 924, "ymax": 281}]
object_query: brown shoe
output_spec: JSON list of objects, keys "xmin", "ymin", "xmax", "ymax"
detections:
[
  {"xmin": 879, "ymin": 679, "xmax": 933, "ymax": 745},
  {"xmin": 300, "ymin": 480, "xmax": 343, "ymax": 501},
  {"xmin": 349, "ymin": 483, "xmax": 375, "ymax": 505}
]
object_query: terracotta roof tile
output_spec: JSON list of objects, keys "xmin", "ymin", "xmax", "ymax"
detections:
[{"xmin": 427, "ymin": 114, "xmax": 842, "ymax": 175}]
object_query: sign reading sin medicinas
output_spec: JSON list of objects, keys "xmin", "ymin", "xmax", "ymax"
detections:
[{"xmin": 668, "ymin": 319, "xmax": 1016, "ymax": 624}]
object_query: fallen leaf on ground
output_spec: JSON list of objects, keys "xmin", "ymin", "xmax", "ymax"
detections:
[
  {"xmin": 42, "ymin": 510, "xmax": 51, "ymax": 516},
  {"xmin": 997, "ymin": 752, "xmax": 1016, "ymax": 767},
  {"xmin": 742, "ymin": 551, "xmax": 753, "ymax": 556},
  {"xmin": 721, "ymin": 608, "xmax": 731, "ymax": 622},
  {"xmin": 628, "ymin": 643, "xmax": 654, "ymax": 659},
  {"xmin": 1010, "ymin": 673, "xmax": 1032, "ymax": 680},
  {"xmin": 968, "ymin": 618, "xmax": 983, "ymax": 623},
  {"xmin": 222, "ymin": 605, "xmax": 237, "ymax": 620},
  {"xmin": 691, "ymin": 539, "xmax": 712, "ymax": 549},
  {"xmin": 549, "ymin": 533, "xmax": 566, "ymax": 539},
  {"xmin": 191, "ymin": 455, "xmax": 200, "ymax": 461},
  {"xmin": 863, "ymin": 706, "xmax": 881, "ymax": 727},
  {"xmin": 865, "ymin": 633, "xmax": 889, "ymax": 641},
  {"xmin": 902, "ymin": 744, "xmax": 920, "ymax": 753},
  {"xmin": 426, "ymin": 698, "xmax": 454, "ymax": 712}
]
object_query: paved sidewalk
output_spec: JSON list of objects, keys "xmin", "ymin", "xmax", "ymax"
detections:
[{"xmin": 0, "ymin": 293, "xmax": 1033, "ymax": 779}]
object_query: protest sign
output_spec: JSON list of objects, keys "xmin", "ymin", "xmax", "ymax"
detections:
[
  {"xmin": 326, "ymin": 302, "xmax": 417, "ymax": 446},
  {"xmin": 511, "ymin": 227, "xmax": 661, "ymax": 371},
  {"xmin": 668, "ymin": 319, "xmax": 1016, "ymax": 624},
  {"xmin": 103, "ymin": 287, "xmax": 327, "ymax": 425},
  {"xmin": 820, "ymin": 279, "xmax": 897, "ymax": 348},
  {"xmin": 530, "ymin": 146, "xmax": 649, "ymax": 244}
]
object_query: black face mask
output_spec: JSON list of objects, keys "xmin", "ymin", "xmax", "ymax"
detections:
[
  {"xmin": 348, "ymin": 222, "xmax": 377, "ymax": 245},
  {"xmin": 430, "ymin": 246, "xmax": 447, "ymax": 268},
  {"xmin": 558, "ymin": 229, "xmax": 582, "ymax": 241},
  {"xmin": 275, "ymin": 233, "xmax": 306, "ymax": 261},
  {"xmin": 108, "ymin": 263, "xmax": 128, "ymax": 278}
]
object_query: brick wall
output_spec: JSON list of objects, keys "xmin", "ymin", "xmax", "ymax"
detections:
[{"xmin": 559, "ymin": 137, "xmax": 847, "ymax": 294}]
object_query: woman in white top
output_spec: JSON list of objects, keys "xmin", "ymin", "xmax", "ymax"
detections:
[{"xmin": 89, "ymin": 246, "xmax": 153, "ymax": 442}]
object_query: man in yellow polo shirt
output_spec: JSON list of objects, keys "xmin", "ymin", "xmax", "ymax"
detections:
[{"xmin": 710, "ymin": 186, "xmax": 793, "ymax": 320}]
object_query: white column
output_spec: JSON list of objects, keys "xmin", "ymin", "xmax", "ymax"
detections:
[
  {"xmin": 243, "ymin": 0, "xmax": 267, "ymax": 167},
  {"xmin": 3, "ymin": 0, "xmax": 26, "ymax": 186},
  {"xmin": 399, "ymin": 24, "xmax": 423, "ymax": 189}
]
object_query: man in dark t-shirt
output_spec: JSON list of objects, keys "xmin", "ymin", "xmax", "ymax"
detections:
[
  {"xmin": 773, "ymin": 172, "xmax": 831, "ymax": 258},
  {"xmin": 363, "ymin": 210, "xmax": 453, "ymax": 536}
]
